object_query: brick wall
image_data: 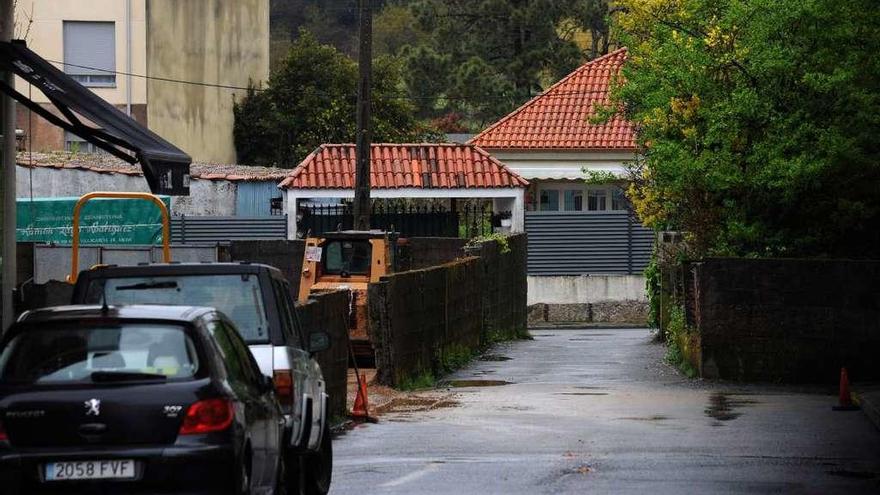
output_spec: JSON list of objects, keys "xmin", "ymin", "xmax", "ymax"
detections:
[
  {"xmin": 691, "ymin": 258, "xmax": 880, "ymax": 383},
  {"xmin": 369, "ymin": 234, "xmax": 528, "ymax": 387},
  {"xmin": 295, "ymin": 290, "xmax": 350, "ymax": 419}
]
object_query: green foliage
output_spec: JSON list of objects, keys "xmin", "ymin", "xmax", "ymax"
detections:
[
  {"xmin": 437, "ymin": 344, "xmax": 475, "ymax": 374},
  {"xmin": 233, "ymin": 31, "xmax": 438, "ymax": 167},
  {"xmin": 663, "ymin": 306, "xmax": 698, "ymax": 378},
  {"xmin": 397, "ymin": 370, "xmax": 437, "ymax": 391},
  {"xmin": 613, "ymin": 0, "xmax": 880, "ymax": 258},
  {"xmin": 466, "ymin": 233, "xmax": 512, "ymax": 254},
  {"xmin": 643, "ymin": 254, "xmax": 661, "ymax": 329}
]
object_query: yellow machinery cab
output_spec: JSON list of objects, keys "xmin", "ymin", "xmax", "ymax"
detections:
[{"xmin": 298, "ymin": 230, "xmax": 396, "ymax": 362}]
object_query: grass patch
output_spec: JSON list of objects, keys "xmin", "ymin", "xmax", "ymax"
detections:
[{"xmin": 396, "ymin": 370, "xmax": 437, "ymax": 391}]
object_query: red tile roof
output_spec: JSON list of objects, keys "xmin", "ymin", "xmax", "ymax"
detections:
[
  {"xmin": 280, "ymin": 144, "xmax": 528, "ymax": 190},
  {"xmin": 15, "ymin": 152, "xmax": 290, "ymax": 182},
  {"xmin": 470, "ymin": 48, "xmax": 636, "ymax": 151}
]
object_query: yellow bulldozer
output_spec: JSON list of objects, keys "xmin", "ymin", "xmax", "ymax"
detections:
[{"xmin": 298, "ymin": 230, "xmax": 397, "ymax": 364}]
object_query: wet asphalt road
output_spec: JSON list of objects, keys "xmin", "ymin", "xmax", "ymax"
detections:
[{"xmin": 329, "ymin": 329, "xmax": 880, "ymax": 494}]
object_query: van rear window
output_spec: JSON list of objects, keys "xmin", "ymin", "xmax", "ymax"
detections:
[{"xmin": 84, "ymin": 275, "xmax": 270, "ymax": 344}]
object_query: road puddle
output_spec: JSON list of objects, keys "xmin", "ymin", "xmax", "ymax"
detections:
[
  {"xmin": 555, "ymin": 392, "xmax": 609, "ymax": 396},
  {"xmin": 704, "ymin": 393, "xmax": 758, "ymax": 422},
  {"xmin": 826, "ymin": 469, "xmax": 877, "ymax": 479},
  {"xmin": 480, "ymin": 354, "xmax": 512, "ymax": 362},
  {"xmin": 444, "ymin": 379, "xmax": 512, "ymax": 388}
]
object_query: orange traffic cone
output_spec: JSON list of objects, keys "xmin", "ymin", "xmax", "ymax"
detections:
[
  {"xmin": 351, "ymin": 373, "xmax": 370, "ymax": 419},
  {"xmin": 833, "ymin": 367, "xmax": 860, "ymax": 411}
]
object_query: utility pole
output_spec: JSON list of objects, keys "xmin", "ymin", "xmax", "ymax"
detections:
[
  {"xmin": 0, "ymin": 0, "xmax": 16, "ymax": 332},
  {"xmin": 353, "ymin": 0, "xmax": 372, "ymax": 231}
]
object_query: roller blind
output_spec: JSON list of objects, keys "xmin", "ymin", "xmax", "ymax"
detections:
[{"xmin": 63, "ymin": 21, "xmax": 116, "ymax": 76}]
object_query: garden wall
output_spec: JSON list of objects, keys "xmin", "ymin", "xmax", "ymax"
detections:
[
  {"xmin": 369, "ymin": 234, "xmax": 528, "ymax": 386},
  {"xmin": 295, "ymin": 290, "xmax": 350, "ymax": 419},
  {"xmin": 690, "ymin": 258, "xmax": 880, "ymax": 383}
]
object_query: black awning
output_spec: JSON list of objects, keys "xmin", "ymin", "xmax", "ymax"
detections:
[{"xmin": 0, "ymin": 40, "xmax": 190, "ymax": 195}]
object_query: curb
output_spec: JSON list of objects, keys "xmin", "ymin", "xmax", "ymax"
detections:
[{"xmin": 856, "ymin": 390, "xmax": 880, "ymax": 432}]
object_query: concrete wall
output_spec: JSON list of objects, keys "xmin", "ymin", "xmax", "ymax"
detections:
[
  {"xmin": 528, "ymin": 274, "xmax": 646, "ymax": 305},
  {"xmin": 15, "ymin": 165, "xmax": 237, "ymax": 216},
  {"xmin": 146, "ymin": 0, "xmax": 270, "ymax": 163},
  {"xmin": 527, "ymin": 274, "xmax": 649, "ymax": 326},
  {"xmin": 690, "ymin": 258, "xmax": 880, "ymax": 383},
  {"xmin": 296, "ymin": 290, "xmax": 349, "ymax": 420}
]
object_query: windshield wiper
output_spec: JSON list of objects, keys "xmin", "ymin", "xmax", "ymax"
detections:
[
  {"xmin": 91, "ymin": 371, "xmax": 167, "ymax": 382},
  {"xmin": 115, "ymin": 281, "xmax": 178, "ymax": 291}
]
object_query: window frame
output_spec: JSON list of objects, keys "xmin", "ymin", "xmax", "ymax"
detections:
[
  {"xmin": 62, "ymin": 20, "xmax": 117, "ymax": 88},
  {"xmin": 535, "ymin": 183, "xmax": 630, "ymax": 214}
]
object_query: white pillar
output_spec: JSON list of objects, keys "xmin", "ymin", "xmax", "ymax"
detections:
[
  {"xmin": 284, "ymin": 190, "xmax": 299, "ymax": 240},
  {"xmin": 512, "ymin": 189, "xmax": 525, "ymax": 233}
]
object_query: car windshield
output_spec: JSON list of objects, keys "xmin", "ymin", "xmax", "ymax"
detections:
[
  {"xmin": 84, "ymin": 274, "xmax": 269, "ymax": 344},
  {"xmin": 324, "ymin": 240, "xmax": 372, "ymax": 275},
  {"xmin": 0, "ymin": 323, "xmax": 199, "ymax": 384}
]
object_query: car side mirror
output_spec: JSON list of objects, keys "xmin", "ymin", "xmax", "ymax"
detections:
[{"xmin": 308, "ymin": 331, "xmax": 331, "ymax": 354}]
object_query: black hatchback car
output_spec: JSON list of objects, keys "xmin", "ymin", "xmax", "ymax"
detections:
[{"xmin": 0, "ymin": 305, "xmax": 284, "ymax": 495}]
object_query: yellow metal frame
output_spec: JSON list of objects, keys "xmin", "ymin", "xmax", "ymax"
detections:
[{"xmin": 66, "ymin": 192, "xmax": 171, "ymax": 284}]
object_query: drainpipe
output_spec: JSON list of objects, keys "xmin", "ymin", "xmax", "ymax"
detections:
[
  {"xmin": 1, "ymin": 0, "xmax": 16, "ymax": 332},
  {"xmin": 125, "ymin": 0, "xmax": 132, "ymax": 117}
]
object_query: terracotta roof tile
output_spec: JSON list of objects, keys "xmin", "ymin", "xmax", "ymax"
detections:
[
  {"xmin": 279, "ymin": 144, "xmax": 528, "ymax": 190},
  {"xmin": 470, "ymin": 48, "xmax": 636, "ymax": 151},
  {"xmin": 15, "ymin": 151, "xmax": 290, "ymax": 182}
]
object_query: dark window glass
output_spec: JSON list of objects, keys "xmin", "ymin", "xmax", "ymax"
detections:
[
  {"xmin": 323, "ymin": 240, "xmax": 371, "ymax": 275},
  {"xmin": 86, "ymin": 275, "xmax": 269, "ymax": 344},
  {"xmin": 611, "ymin": 187, "xmax": 628, "ymax": 211},
  {"xmin": 0, "ymin": 324, "xmax": 198, "ymax": 384},
  {"xmin": 207, "ymin": 321, "xmax": 247, "ymax": 384},
  {"xmin": 539, "ymin": 190, "xmax": 560, "ymax": 211},
  {"xmin": 563, "ymin": 190, "xmax": 583, "ymax": 211}
]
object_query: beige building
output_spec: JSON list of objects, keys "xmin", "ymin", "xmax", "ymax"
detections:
[{"xmin": 13, "ymin": 0, "xmax": 269, "ymax": 163}]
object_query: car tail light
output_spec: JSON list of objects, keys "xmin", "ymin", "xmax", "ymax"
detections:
[
  {"xmin": 273, "ymin": 370, "xmax": 294, "ymax": 408},
  {"xmin": 179, "ymin": 399, "xmax": 234, "ymax": 435},
  {"xmin": 0, "ymin": 420, "xmax": 7, "ymax": 441}
]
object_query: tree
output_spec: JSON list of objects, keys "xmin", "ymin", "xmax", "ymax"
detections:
[
  {"xmin": 612, "ymin": 0, "xmax": 880, "ymax": 258},
  {"xmin": 234, "ymin": 32, "xmax": 437, "ymax": 167}
]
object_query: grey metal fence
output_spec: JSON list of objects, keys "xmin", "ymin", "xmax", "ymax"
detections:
[
  {"xmin": 172, "ymin": 216, "xmax": 288, "ymax": 244},
  {"xmin": 524, "ymin": 212, "xmax": 654, "ymax": 275}
]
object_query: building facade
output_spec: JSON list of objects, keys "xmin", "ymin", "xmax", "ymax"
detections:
[
  {"xmin": 470, "ymin": 49, "xmax": 654, "ymax": 320},
  {"xmin": 13, "ymin": 0, "xmax": 269, "ymax": 163}
]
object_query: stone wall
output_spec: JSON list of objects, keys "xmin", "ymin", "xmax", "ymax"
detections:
[
  {"xmin": 369, "ymin": 234, "xmax": 528, "ymax": 387},
  {"xmin": 396, "ymin": 237, "xmax": 468, "ymax": 271},
  {"xmin": 526, "ymin": 274, "xmax": 649, "ymax": 326},
  {"xmin": 690, "ymin": 258, "xmax": 880, "ymax": 383},
  {"xmin": 295, "ymin": 290, "xmax": 350, "ymax": 419}
]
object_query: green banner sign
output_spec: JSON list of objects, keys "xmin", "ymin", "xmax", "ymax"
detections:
[{"xmin": 16, "ymin": 196, "xmax": 171, "ymax": 245}]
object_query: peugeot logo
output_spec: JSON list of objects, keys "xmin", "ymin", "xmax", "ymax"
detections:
[{"xmin": 84, "ymin": 399, "xmax": 101, "ymax": 416}]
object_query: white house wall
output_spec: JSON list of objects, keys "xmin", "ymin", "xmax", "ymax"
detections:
[{"xmin": 15, "ymin": 165, "xmax": 237, "ymax": 216}]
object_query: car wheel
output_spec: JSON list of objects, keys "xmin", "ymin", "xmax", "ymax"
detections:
[
  {"xmin": 302, "ymin": 421, "xmax": 333, "ymax": 495},
  {"xmin": 274, "ymin": 453, "xmax": 288, "ymax": 495}
]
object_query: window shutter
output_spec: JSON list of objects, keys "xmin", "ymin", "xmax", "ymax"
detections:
[{"xmin": 63, "ymin": 21, "xmax": 116, "ymax": 76}]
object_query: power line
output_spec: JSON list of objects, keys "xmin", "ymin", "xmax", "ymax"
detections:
[{"xmin": 48, "ymin": 59, "xmax": 618, "ymax": 102}]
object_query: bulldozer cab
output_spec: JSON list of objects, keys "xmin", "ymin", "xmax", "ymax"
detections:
[{"xmin": 298, "ymin": 230, "xmax": 397, "ymax": 302}]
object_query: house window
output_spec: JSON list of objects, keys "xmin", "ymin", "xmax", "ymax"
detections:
[
  {"xmin": 563, "ymin": 190, "xmax": 583, "ymax": 211},
  {"xmin": 611, "ymin": 187, "xmax": 628, "ymax": 211},
  {"xmin": 64, "ymin": 21, "xmax": 116, "ymax": 87},
  {"xmin": 587, "ymin": 189, "xmax": 607, "ymax": 211},
  {"xmin": 539, "ymin": 189, "xmax": 559, "ymax": 211}
]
